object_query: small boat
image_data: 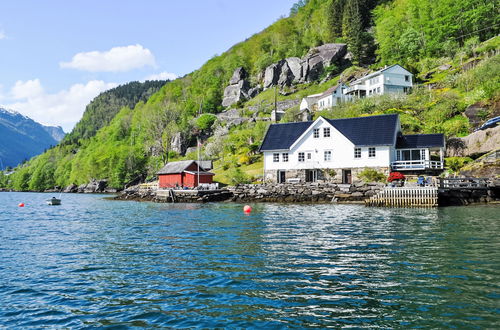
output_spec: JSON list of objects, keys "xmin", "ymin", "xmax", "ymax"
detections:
[{"xmin": 46, "ymin": 197, "xmax": 61, "ymax": 205}]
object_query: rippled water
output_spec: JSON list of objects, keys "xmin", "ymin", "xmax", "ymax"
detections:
[{"xmin": 0, "ymin": 192, "xmax": 499, "ymax": 328}]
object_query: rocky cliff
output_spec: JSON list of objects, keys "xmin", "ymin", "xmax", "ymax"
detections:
[{"xmin": 222, "ymin": 43, "xmax": 348, "ymax": 107}]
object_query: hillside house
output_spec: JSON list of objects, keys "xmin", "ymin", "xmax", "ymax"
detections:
[
  {"xmin": 344, "ymin": 64, "xmax": 413, "ymax": 98},
  {"xmin": 259, "ymin": 114, "xmax": 444, "ymax": 184},
  {"xmin": 299, "ymin": 84, "xmax": 351, "ymax": 113},
  {"xmin": 299, "ymin": 93, "xmax": 322, "ymax": 112},
  {"xmin": 157, "ymin": 160, "xmax": 214, "ymax": 188},
  {"xmin": 315, "ymin": 83, "xmax": 351, "ymax": 110}
]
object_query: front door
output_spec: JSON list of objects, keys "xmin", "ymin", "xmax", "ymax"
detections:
[
  {"xmin": 305, "ymin": 169, "xmax": 317, "ymax": 182},
  {"xmin": 278, "ymin": 170, "xmax": 286, "ymax": 183},
  {"xmin": 342, "ymin": 169, "xmax": 352, "ymax": 184}
]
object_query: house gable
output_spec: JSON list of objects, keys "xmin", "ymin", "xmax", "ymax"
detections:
[{"xmin": 289, "ymin": 116, "xmax": 353, "ymax": 151}]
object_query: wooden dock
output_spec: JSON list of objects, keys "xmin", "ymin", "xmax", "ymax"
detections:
[{"xmin": 365, "ymin": 187, "xmax": 438, "ymax": 207}]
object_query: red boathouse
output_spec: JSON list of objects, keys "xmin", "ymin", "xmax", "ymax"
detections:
[{"xmin": 157, "ymin": 160, "xmax": 214, "ymax": 189}]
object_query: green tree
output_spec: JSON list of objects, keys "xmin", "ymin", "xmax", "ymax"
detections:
[
  {"xmin": 326, "ymin": 0, "xmax": 345, "ymax": 40},
  {"xmin": 342, "ymin": 0, "xmax": 364, "ymax": 64}
]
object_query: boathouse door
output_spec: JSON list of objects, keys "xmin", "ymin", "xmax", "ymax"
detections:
[
  {"xmin": 305, "ymin": 169, "xmax": 317, "ymax": 182},
  {"xmin": 342, "ymin": 169, "xmax": 352, "ymax": 184},
  {"xmin": 278, "ymin": 170, "xmax": 286, "ymax": 183}
]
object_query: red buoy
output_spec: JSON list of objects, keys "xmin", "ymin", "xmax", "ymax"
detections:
[
  {"xmin": 243, "ymin": 205, "xmax": 252, "ymax": 213},
  {"xmin": 18, "ymin": 203, "xmax": 25, "ymax": 207}
]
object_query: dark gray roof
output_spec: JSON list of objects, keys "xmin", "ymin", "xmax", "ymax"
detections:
[
  {"xmin": 396, "ymin": 134, "xmax": 445, "ymax": 149},
  {"xmin": 259, "ymin": 121, "xmax": 312, "ymax": 151},
  {"xmin": 260, "ymin": 114, "xmax": 400, "ymax": 151},
  {"xmin": 327, "ymin": 114, "xmax": 399, "ymax": 147},
  {"xmin": 157, "ymin": 160, "xmax": 209, "ymax": 175}
]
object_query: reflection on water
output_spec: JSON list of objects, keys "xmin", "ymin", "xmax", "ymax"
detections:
[{"xmin": 0, "ymin": 192, "xmax": 498, "ymax": 328}]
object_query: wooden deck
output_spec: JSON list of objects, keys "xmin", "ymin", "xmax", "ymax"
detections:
[{"xmin": 365, "ymin": 187, "xmax": 438, "ymax": 207}]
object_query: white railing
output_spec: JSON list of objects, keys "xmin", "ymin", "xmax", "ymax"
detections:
[
  {"xmin": 344, "ymin": 85, "xmax": 367, "ymax": 94},
  {"xmin": 391, "ymin": 160, "xmax": 443, "ymax": 170}
]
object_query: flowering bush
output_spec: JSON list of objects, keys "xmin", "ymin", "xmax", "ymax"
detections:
[{"xmin": 387, "ymin": 172, "xmax": 406, "ymax": 182}]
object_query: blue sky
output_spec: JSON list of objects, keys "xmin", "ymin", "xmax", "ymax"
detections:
[{"xmin": 0, "ymin": 0, "xmax": 296, "ymax": 131}]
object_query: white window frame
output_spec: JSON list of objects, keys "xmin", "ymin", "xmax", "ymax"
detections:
[
  {"xmin": 282, "ymin": 153, "xmax": 289, "ymax": 162},
  {"xmin": 324, "ymin": 150, "xmax": 332, "ymax": 162},
  {"xmin": 369, "ymin": 147, "xmax": 376, "ymax": 158},
  {"xmin": 273, "ymin": 153, "xmax": 279, "ymax": 162},
  {"xmin": 354, "ymin": 147, "xmax": 361, "ymax": 159},
  {"xmin": 298, "ymin": 152, "xmax": 305, "ymax": 162},
  {"xmin": 307, "ymin": 152, "xmax": 312, "ymax": 160},
  {"xmin": 323, "ymin": 127, "xmax": 330, "ymax": 138},
  {"xmin": 313, "ymin": 128, "xmax": 319, "ymax": 138}
]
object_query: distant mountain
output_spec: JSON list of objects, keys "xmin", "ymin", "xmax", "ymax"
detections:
[
  {"xmin": 0, "ymin": 107, "xmax": 65, "ymax": 169},
  {"xmin": 42, "ymin": 124, "xmax": 66, "ymax": 142}
]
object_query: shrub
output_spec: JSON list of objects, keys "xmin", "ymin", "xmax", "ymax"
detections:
[
  {"xmin": 445, "ymin": 157, "xmax": 473, "ymax": 173},
  {"xmin": 228, "ymin": 167, "xmax": 252, "ymax": 185},
  {"xmin": 359, "ymin": 168, "xmax": 386, "ymax": 182},
  {"xmin": 387, "ymin": 172, "xmax": 405, "ymax": 182},
  {"xmin": 195, "ymin": 114, "xmax": 217, "ymax": 131}
]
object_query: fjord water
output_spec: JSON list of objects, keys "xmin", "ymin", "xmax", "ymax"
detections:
[{"xmin": 0, "ymin": 193, "xmax": 498, "ymax": 328}]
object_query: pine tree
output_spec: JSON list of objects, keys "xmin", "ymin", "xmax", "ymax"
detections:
[
  {"xmin": 327, "ymin": 0, "xmax": 346, "ymax": 40},
  {"xmin": 342, "ymin": 0, "xmax": 364, "ymax": 64}
]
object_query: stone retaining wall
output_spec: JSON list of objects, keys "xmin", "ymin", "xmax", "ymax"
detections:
[{"xmin": 228, "ymin": 182, "xmax": 386, "ymax": 203}]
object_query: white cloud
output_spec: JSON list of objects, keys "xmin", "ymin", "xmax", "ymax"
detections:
[
  {"xmin": 60, "ymin": 44, "xmax": 156, "ymax": 72},
  {"xmin": 5, "ymin": 79, "xmax": 118, "ymax": 131},
  {"xmin": 11, "ymin": 79, "xmax": 44, "ymax": 99},
  {"xmin": 0, "ymin": 30, "xmax": 6, "ymax": 40},
  {"xmin": 143, "ymin": 71, "xmax": 178, "ymax": 81}
]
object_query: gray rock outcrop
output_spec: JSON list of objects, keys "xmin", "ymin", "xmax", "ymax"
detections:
[
  {"xmin": 221, "ymin": 44, "xmax": 347, "ymax": 104},
  {"xmin": 222, "ymin": 67, "xmax": 253, "ymax": 107},
  {"xmin": 263, "ymin": 43, "xmax": 347, "ymax": 89},
  {"xmin": 447, "ymin": 125, "xmax": 500, "ymax": 157},
  {"xmin": 263, "ymin": 62, "xmax": 282, "ymax": 89}
]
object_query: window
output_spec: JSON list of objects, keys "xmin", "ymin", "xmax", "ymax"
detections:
[
  {"xmin": 282, "ymin": 153, "xmax": 288, "ymax": 162},
  {"xmin": 376, "ymin": 87, "xmax": 381, "ymax": 93},
  {"xmin": 405, "ymin": 75, "xmax": 410, "ymax": 82},
  {"xmin": 313, "ymin": 128, "xmax": 319, "ymax": 138},
  {"xmin": 324, "ymin": 150, "xmax": 332, "ymax": 161},
  {"xmin": 369, "ymin": 147, "xmax": 376, "ymax": 158},
  {"xmin": 354, "ymin": 148, "xmax": 361, "ymax": 158},
  {"xmin": 323, "ymin": 127, "xmax": 330, "ymax": 137},
  {"xmin": 369, "ymin": 77, "xmax": 379, "ymax": 85},
  {"xmin": 298, "ymin": 152, "xmax": 305, "ymax": 162},
  {"xmin": 403, "ymin": 87, "xmax": 409, "ymax": 93},
  {"xmin": 307, "ymin": 153, "xmax": 312, "ymax": 160},
  {"xmin": 273, "ymin": 153, "xmax": 279, "ymax": 162}
]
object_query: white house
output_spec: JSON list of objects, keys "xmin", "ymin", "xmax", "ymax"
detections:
[
  {"xmin": 344, "ymin": 64, "xmax": 413, "ymax": 98},
  {"xmin": 299, "ymin": 83, "xmax": 351, "ymax": 113},
  {"xmin": 259, "ymin": 114, "xmax": 445, "ymax": 183},
  {"xmin": 299, "ymin": 93, "xmax": 322, "ymax": 111},
  {"xmin": 315, "ymin": 83, "xmax": 351, "ymax": 110}
]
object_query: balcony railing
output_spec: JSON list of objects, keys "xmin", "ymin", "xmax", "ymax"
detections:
[
  {"xmin": 391, "ymin": 160, "xmax": 443, "ymax": 170},
  {"xmin": 344, "ymin": 84, "xmax": 367, "ymax": 94}
]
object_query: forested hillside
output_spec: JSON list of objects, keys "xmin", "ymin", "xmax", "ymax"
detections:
[{"xmin": 1, "ymin": 0, "xmax": 498, "ymax": 190}]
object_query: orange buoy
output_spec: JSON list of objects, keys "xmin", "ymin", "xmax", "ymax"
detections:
[
  {"xmin": 243, "ymin": 205, "xmax": 252, "ymax": 213},
  {"xmin": 18, "ymin": 203, "xmax": 25, "ymax": 207}
]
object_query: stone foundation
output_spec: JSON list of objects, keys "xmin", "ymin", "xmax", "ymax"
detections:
[{"xmin": 264, "ymin": 167, "xmax": 390, "ymax": 184}]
